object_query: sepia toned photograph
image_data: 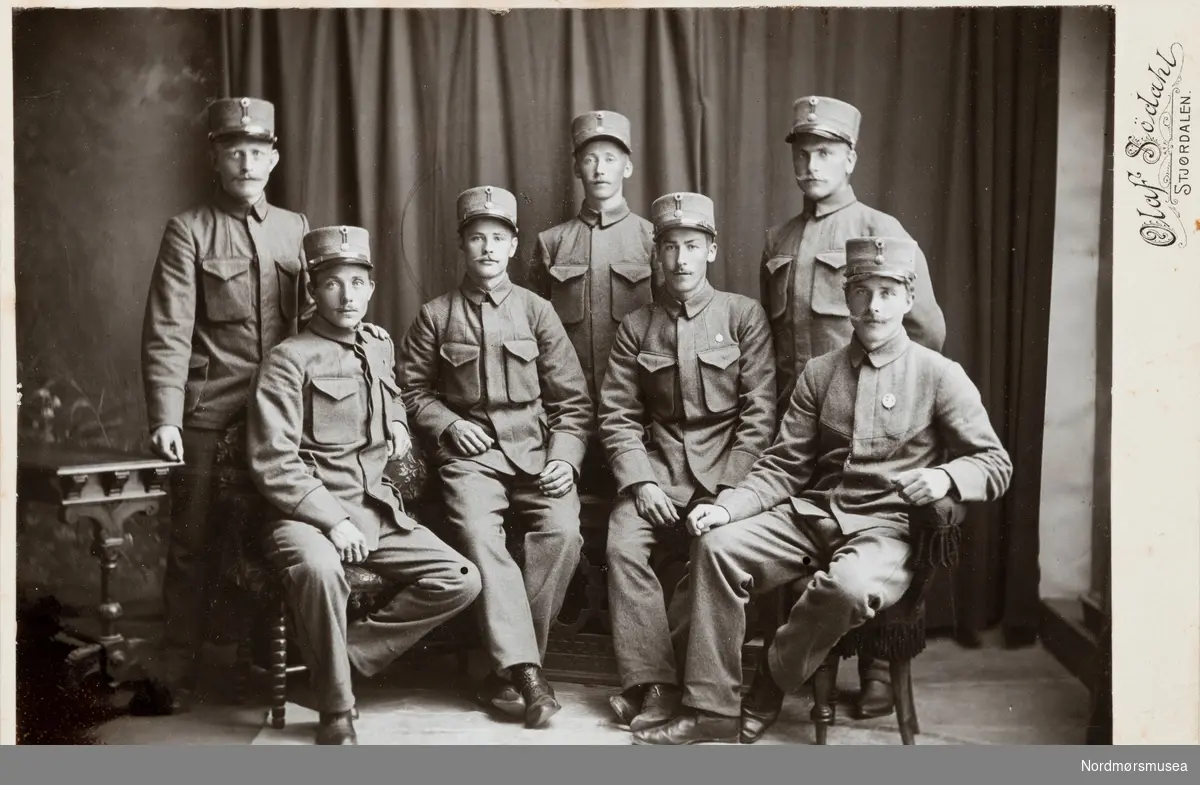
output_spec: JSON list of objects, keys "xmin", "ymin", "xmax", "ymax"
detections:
[{"xmin": 11, "ymin": 4, "xmax": 1116, "ymax": 749}]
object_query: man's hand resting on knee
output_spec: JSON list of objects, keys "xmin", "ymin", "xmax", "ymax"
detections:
[
  {"xmin": 685, "ymin": 504, "xmax": 732, "ymax": 537},
  {"xmin": 445, "ymin": 419, "xmax": 494, "ymax": 457},
  {"xmin": 632, "ymin": 482, "xmax": 678, "ymax": 528},
  {"xmin": 329, "ymin": 519, "xmax": 369, "ymax": 564}
]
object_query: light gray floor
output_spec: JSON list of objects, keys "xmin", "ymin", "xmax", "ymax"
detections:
[{"xmin": 93, "ymin": 630, "xmax": 1090, "ymax": 746}]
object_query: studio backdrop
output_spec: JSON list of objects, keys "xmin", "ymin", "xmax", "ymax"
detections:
[{"xmin": 223, "ymin": 7, "xmax": 1061, "ymax": 644}]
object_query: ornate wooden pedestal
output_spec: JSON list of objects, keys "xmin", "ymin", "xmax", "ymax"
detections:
[{"xmin": 17, "ymin": 444, "xmax": 181, "ymax": 686}]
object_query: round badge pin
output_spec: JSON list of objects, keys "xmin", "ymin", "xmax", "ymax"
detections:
[
  {"xmin": 882, "ymin": 393, "xmax": 896, "ymax": 410},
  {"xmin": 715, "ymin": 334, "xmax": 724, "ymax": 343}
]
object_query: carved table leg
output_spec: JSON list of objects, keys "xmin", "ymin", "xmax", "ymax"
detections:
[{"xmin": 63, "ymin": 498, "xmax": 161, "ymax": 686}]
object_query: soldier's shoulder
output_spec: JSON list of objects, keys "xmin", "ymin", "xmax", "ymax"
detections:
[
  {"xmin": 537, "ymin": 219, "xmax": 574, "ymax": 246},
  {"xmin": 165, "ymin": 203, "xmax": 213, "ymax": 229},
  {"xmin": 853, "ymin": 202, "xmax": 911, "ymax": 236},
  {"xmin": 763, "ymin": 214, "xmax": 805, "ymax": 251},
  {"xmin": 261, "ymin": 332, "xmax": 313, "ymax": 369},
  {"xmin": 268, "ymin": 203, "xmax": 309, "ymax": 229}
]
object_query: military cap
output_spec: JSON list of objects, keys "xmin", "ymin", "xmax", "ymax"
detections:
[
  {"xmin": 650, "ymin": 192, "xmax": 718, "ymax": 239},
  {"xmin": 785, "ymin": 95, "xmax": 861, "ymax": 147},
  {"xmin": 457, "ymin": 186, "xmax": 519, "ymax": 233},
  {"xmin": 843, "ymin": 236, "xmax": 919, "ymax": 284},
  {"xmin": 208, "ymin": 97, "xmax": 276, "ymax": 143},
  {"xmin": 571, "ymin": 110, "xmax": 633, "ymax": 154},
  {"xmin": 303, "ymin": 225, "xmax": 372, "ymax": 272}
]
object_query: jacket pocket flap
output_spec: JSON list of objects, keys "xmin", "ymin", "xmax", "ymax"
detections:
[
  {"xmin": 503, "ymin": 339, "xmax": 540, "ymax": 363},
  {"xmin": 311, "ymin": 377, "xmax": 358, "ymax": 401},
  {"xmin": 549, "ymin": 264, "xmax": 589, "ymax": 283},
  {"xmin": 200, "ymin": 256, "xmax": 252, "ymax": 281},
  {"xmin": 814, "ymin": 251, "xmax": 847, "ymax": 270},
  {"xmin": 439, "ymin": 342, "xmax": 480, "ymax": 368},
  {"xmin": 765, "ymin": 255, "xmax": 794, "ymax": 275},
  {"xmin": 637, "ymin": 352, "xmax": 677, "ymax": 373},
  {"xmin": 697, "ymin": 345, "xmax": 742, "ymax": 370},
  {"xmin": 188, "ymin": 354, "xmax": 209, "ymax": 370},
  {"xmin": 611, "ymin": 263, "xmax": 652, "ymax": 284}
]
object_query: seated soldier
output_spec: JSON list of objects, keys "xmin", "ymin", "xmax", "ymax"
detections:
[
  {"xmin": 247, "ymin": 226, "xmax": 482, "ymax": 746},
  {"xmin": 632, "ymin": 236, "xmax": 1013, "ymax": 745},
  {"xmin": 598, "ymin": 192, "xmax": 776, "ymax": 733},
  {"xmin": 397, "ymin": 187, "xmax": 592, "ymax": 730}
]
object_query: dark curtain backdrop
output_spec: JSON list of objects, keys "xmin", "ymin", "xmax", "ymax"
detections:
[{"xmin": 223, "ymin": 7, "xmax": 1060, "ymax": 643}]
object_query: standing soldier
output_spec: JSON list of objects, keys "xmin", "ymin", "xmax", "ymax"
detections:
[
  {"xmin": 526, "ymin": 110, "xmax": 656, "ymax": 492},
  {"xmin": 397, "ymin": 186, "xmax": 592, "ymax": 730},
  {"xmin": 757, "ymin": 95, "xmax": 947, "ymax": 722},
  {"xmin": 598, "ymin": 192, "xmax": 776, "ymax": 734},
  {"xmin": 139, "ymin": 97, "xmax": 386, "ymax": 712}
]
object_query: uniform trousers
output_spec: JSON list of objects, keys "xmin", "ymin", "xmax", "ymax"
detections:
[
  {"xmin": 439, "ymin": 456, "xmax": 584, "ymax": 673},
  {"xmin": 264, "ymin": 516, "xmax": 481, "ymax": 714},
  {"xmin": 159, "ymin": 426, "xmax": 224, "ymax": 688},
  {"xmin": 668, "ymin": 506, "xmax": 912, "ymax": 717},
  {"xmin": 605, "ymin": 492, "xmax": 708, "ymax": 691}
]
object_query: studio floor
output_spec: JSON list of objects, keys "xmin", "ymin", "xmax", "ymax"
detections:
[{"xmin": 89, "ymin": 628, "xmax": 1091, "ymax": 746}]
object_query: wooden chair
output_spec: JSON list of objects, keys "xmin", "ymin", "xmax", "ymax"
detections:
[
  {"xmin": 806, "ymin": 497, "xmax": 969, "ymax": 745},
  {"xmin": 213, "ymin": 421, "xmax": 472, "ymax": 729}
]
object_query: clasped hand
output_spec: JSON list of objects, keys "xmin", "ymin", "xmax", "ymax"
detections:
[{"xmin": 329, "ymin": 519, "xmax": 369, "ymax": 564}]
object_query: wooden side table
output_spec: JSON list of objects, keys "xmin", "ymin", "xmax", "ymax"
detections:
[{"xmin": 17, "ymin": 443, "xmax": 181, "ymax": 686}]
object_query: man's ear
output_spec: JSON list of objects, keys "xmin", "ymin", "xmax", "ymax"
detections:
[
  {"xmin": 622, "ymin": 156, "xmax": 634, "ymax": 181},
  {"xmin": 507, "ymin": 235, "xmax": 520, "ymax": 260},
  {"xmin": 268, "ymin": 147, "xmax": 280, "ymax": 174},
  {"xmin": 706, "ymin": 241, "xmax": 718, "ymax": 264},
  {"xmin": 845, "ymin": 147, "xmax": 858, "ymax": 177}
]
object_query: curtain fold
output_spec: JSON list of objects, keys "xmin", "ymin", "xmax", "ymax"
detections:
[{"xmin": 224, "ymin": 7, "xmax": 1060, "ymax": 640}]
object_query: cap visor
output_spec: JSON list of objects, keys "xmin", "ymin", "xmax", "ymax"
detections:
[
  {"xmin": 459, "ymin": 215, "xmax": 518, "ymax": 233},
  {"xmin": 844, "ymin": 271, "xmax": 914, "ymax": 284},
  {"xmin": 210, "ymin": 130, "xmax": 276, "ymax": 143},
  {"xmin": 574, "ymin": 134, "xmax": 632, "ymax": 154},
  {"xmin": 786, "ymin": 127, "xmax": 852, "ymax": 145}
]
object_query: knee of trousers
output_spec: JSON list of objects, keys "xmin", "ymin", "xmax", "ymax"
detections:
[
  {"xmin": 807, "ymin": 569, "xmax": 890, "ymax": 624},
  {"xmin": 605, "ymin": 529, "xmax": 651, "ymax": 571},
  {"xmin": 445, "ymin": 560, "xmax": 483, "ymax": 605},
  {"xmin": 284, "ymin": 551, "xmax": 350, "ymax": 596}
]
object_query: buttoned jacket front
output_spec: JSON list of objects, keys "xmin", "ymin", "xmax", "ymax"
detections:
[
  {"xmin": 142, "ymin": 189, "xmax": 312, "ymax": 431},
  {"xmin": 717, "ymin": 331, "xmax": 1012, "ymax": 534},
  {"xmin": 397, "ymin": 276, "xmax": 593, "ymax": 477},
  {"xmin": 598, "ymin": 282, "xmax": 777, "ymax": 506},
  {"xmin": 759, "ymin": 185, "xmax": 946, "ymax": 407},
  {"xmin": 527, "ymin": 200, "xmax": 656, "ymax": 401},
  {"xmin": 247, "ymin": 318, "xmax": 410, "ymax": 551}
]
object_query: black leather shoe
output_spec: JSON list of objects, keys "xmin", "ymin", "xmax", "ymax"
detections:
[
  {"xmin": 512, "ymin": 664, "xmax": 561, "ymax": 729},
  {"xmin": 127, "ymin": 679, "xmax": 192, "ymax": 716},
  {"xmin": 633, "ymin": 709, "xmax": 740, "ymax": 745},
  {"xmin": 630, "ymin": 683, "xmax": 682, "ymax": 732},
  {"xmin": 476, "ymin": 672, "xmax": 524, "ymax": 718},
  {"xmin": 609, "ymin": 685, "xmax": 645, "ymax": 727},
  {"xmin": 316, "ymin": 711, "xmax": 358, "ymax": 745},
  {"xmin": 856, "ymin": 678, "xmax": 895, "ymax": 718},
  {"xmin": 740, "ymin": 654, "xmax": 785, "ymax": 744}
]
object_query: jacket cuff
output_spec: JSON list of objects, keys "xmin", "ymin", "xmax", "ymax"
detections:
[
  {"xmin": 611, "ymin": 447, "xmax": 658, "ymax": 495},
  {"xmin": 292, "ymin": 486, "xmax": 349, "ymax": 532},
  {"xmin": 548, "ymin": 432, "xmax": 587, "ymax": 473},
  {"xmin": 719, "ymin": 450, "xmax": 759, "ymax": 490},
  {"xmin": 423, "ymin": 404, "xmax": 465, "ymax": 443},
  {"xmin": 939, "ymin": 461, "xmax": 986, "ymax": 502},
  {"xmin": 715, "ymin": 488, "xmax": 764, "ymax": 522},
  {"xmin": 147, "ymin": 389, "xmax": 184, "ymax": 431}
]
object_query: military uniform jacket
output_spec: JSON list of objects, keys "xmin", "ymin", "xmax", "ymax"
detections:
[
  {"xmin": 142, "ymin": 189, "xmax": 312, "ymax": 432},
  {"xmin": 527, "ymin": 200, "xmax": 656, "ymax": 401},
  {"xmin": 760, "ymin": 185, "xmax": 946, "ymax": 408},
  {"xmin": 716, "ymin": 331, "xmax": 1012, "ymax": 534},
  {"xmin": 599, "ymin": 282, "xmax": 777, "ymax": 506},
  {"xmin": 247, "ymin": 317, "xmax": 410, "ymax": 551},
  {"xmin": 397, "ymin": 275, "xmax": 593, "ymax": 477}
]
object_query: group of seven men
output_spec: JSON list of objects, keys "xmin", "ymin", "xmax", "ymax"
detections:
[{"xmin": 141, "ymin": 93, "xmax": 1012, "ymax": 745}]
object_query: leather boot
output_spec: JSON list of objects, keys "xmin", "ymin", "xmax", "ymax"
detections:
[
  {"xmin": 609, "ymin": 685, "xmax": 646, "ymax": 727},
  {"xmin": 511, "ymin": 664, "xmax": 561, "ymax": 729},
  {"xmin": 630, "ymin": 683, "xmax": 682, "ymax": 732},
  {"xmin": 856, "ymin": 678, "xmax": 895, "ymax": 718},
  {"xmin": 740, "ymin": 652, "xmax": 785, "ymax": 744},
  {"xmin": 632, "ymin": 709, "xmax": 740, "ymax": 745},
  {"xmin": 316, "ymin": 710, "xmax": 358, "ymax": 745},
  {"xmin": 476, "ymin": 672, "xmax": 524, "ymax": 718}
]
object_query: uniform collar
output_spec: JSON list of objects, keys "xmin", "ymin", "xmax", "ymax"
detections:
[
  {"xmin": 308, "ymin": 314, "xmax": 361, "ymax": 346},
  {"xmin": 661, "ymin": 280, "xmax": 715, "ymax": 319},
  {"xmin": 213, "ymin": 187, "xmax": 270, "ymax": 222},
  {"xmin": 460, "ymin": 273, "xmax": 514, "ymax": 306},
  {"xmin": 805, "ymin": 183, "xmax": 857, "ymax": 219},
  {"xmin": 579, "ymin": 198, "xmax": 631, "ymax": 228},
  {"xmin": 848, "ymin": 328, "xmax": 910, "ymax": 369}
]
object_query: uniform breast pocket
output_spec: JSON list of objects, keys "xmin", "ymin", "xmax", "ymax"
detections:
[
  {"xmin": 548, "ymin": 264, "xmax": 589, "ymax": 325},
  {"xmin": 763, "ymin": 255, "xmax": 794, "ymax": 321},
  {"xmin": 438, "ymin": 342, "xmax": 482, "ymax": 405},
  {"xmin": 811, "ymin": 251, "xmax": 851, "ymax": 317},
  {"xmin": 199, "ymin": 256, "xmax": 254, "ymax": 323},
  {"xmin": 309, "ymin": 377, "xmax": 363, "ymax": 445},
  {"xmin": 637, "ymin": 352, "xmax": 678, "ymax": 418},
  {"xmin": 610, "ymin": 263, "xmax": 653, "ymax": 322},
  {"xmin": 502, "ymin": 339, "xmax": 541, "ymax": 404},
  {"xmin": 275, "ymin": 258, "xmax": 301, "ymax": 320},
  {"xmin": 697, "ymin": 345, "xmax": 742, "ymax": 413}
]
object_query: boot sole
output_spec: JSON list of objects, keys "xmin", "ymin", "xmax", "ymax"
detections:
[
  {"xmin": 633, "ymin": 734, "xmax": 740, "ymax": 746},
  {"xmin": 525, "ymin": 698, "xmax": 562, "ymax": 729}
]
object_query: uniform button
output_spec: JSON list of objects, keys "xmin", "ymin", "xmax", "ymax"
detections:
[{"xmin": 802, "ymin": 556, "xmax": 812, "ymax": 565}]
